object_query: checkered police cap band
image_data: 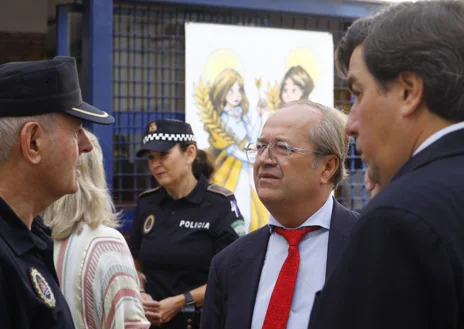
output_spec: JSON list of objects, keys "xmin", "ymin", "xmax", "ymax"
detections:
[{"xmin": 143, "ymin": 133, "xmax": 196, "ymax": 144}]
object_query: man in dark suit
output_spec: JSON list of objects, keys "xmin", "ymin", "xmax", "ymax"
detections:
[
  {"xmin": 200, "ymin": 100, "xmax": 359, "ymax": 329},
  {"xmin": 309, "ymin": 2, "xmax": 464, "ymax": 329}
]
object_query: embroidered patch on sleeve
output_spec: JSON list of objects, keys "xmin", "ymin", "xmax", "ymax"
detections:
[
  {"xmin": 231, "ymin": 219, "xmax": 246, "ymax": 237},
  {"xmin": 29, "ymin": 268, "xmax": 56, "ymax": 308}
]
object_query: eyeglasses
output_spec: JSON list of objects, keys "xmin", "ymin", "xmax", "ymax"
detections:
[{"xmin": 245, "ymin": 141, "xmax": 326, "ymax": 164}]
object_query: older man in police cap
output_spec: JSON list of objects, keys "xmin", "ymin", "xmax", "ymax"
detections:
[{"xmin": 0, "ymin": 56, "xmax": 114, "ymax": 329}]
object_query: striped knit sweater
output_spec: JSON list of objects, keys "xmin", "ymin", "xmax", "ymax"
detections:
[{"xmin": 54, "ymin": 223, "xmax": 150, "ymax": 329}]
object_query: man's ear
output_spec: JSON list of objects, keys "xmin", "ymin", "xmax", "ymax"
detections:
[
  {"xmin": 319, "ymin": 155, "xmax": 339, "ymax": 185},
  {"xmin": 397, "ymin": 71, "xmax": 424, "ymax": 117},
  {"xmin": 20, "ymin": 122, "xmax": 45, "ymax": 165}
]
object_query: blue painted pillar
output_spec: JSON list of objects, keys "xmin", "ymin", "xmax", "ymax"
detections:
[
  {"xmin": 55, "ymin": 5, "xmax": 70, "ymax": 56},
  {"xmin": 82, "ymin": 0, "xmax": 114, "ymax": 188}
]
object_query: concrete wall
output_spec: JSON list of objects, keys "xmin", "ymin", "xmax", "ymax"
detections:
[
  {"xmin": 0, "ymin": 0, "xmax": 48, "ymax": 33},
  {"xmin": 0, "ymin": 0, "xmax": 51, "ymax": 62}
]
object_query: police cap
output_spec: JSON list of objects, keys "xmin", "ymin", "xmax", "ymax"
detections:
[
  {"xmin": 136, "ymin": 119, "xmax": 196, "ymax": 157},
  {"xmin": 0, "ymin": 56, "xmax": 114, "ymax": 125}
]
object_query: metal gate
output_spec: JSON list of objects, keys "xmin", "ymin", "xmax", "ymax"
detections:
[{"xmin": 111, "ymin": 3, "xmax": 368, "ymax": 230}]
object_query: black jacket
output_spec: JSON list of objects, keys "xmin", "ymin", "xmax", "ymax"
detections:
[
  {"xmin": 0, "ymin": 198, "xmax": 75, "ymax": 329},
  {"xmin": 309, "ymin": 128, "xmax": 464, "ymax": 329}
]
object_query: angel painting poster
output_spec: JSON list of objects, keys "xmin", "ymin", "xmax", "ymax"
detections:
[{"xmin": 185, "ymin": 22, "xmax": 334, "ymax": 233}]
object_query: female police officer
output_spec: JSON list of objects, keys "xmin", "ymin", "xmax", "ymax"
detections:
[{"xmin": 129, "ymin": 119, "xmax": 246, "ymax": 329}]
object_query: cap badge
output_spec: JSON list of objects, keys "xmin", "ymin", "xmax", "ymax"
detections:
[{"xmin": 149, "ymin": 122, "xmax": 157, "ymax": 132}]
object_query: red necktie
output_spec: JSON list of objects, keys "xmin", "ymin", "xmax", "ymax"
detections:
[{"xmin": 262, "ymin": 226, "xmax": 321, "ymax": 329}]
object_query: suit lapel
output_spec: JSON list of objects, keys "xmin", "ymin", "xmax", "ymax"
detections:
[
  {"xmin": 228, "ymin": 227, "xmax": 270, "ymax": 329},
  {"xmin": 326, "ymin": 199, "xmax": 353, "ymax": 279}
]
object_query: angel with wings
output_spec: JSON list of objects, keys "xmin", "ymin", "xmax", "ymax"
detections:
[{"xmin": 194, "ymin": 68, "xmax": 269, "ymax": 232}]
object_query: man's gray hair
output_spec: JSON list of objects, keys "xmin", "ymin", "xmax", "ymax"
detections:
[
  {"xmin": 43, "ymin": 129, "xmax": 121, "ymax": 240},
  {"xmin": 281, "ymin": 100, "xmax": 350, "ymax": 189},
  {"xmin": 0, "ymin": 113, "xmax": 57, "ymax": 166}
]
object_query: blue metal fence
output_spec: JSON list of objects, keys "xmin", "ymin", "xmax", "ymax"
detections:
[{"xmin": 110, "ymin": 2, "xmax": 371, "ymax": 232}]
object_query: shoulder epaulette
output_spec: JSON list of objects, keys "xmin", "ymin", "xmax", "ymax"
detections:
[
  {"xmin": 138, "ymin": 186, "xmax": 161, "ymax": 198},
  {"xmin": 207, "ymin": 184, "xmax": 234, "ymax": 197}
]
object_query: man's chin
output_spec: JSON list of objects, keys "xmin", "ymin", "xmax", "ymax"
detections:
[{"xmin": 257, "ymin": 189, "xmax": 280, "ymax": 205}]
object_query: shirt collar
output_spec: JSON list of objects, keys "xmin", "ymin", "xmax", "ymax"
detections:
[
  {"xmin": 268, "ymin": 195, "xmax": 333, "ymax": 232},
  {"xmin": 0, "ymin": 198, "xmax": 48, "ymax": 256},
  {"xmin": 158, "ymin": 175, "xmax": 207, "ymax": 205},
  {"xmin": 413, "ymin": 122, "xmax": 464, "ymax": 156},
  {"xmin": 185, "ymin": 175, "xmax": 208, "ymax": 204}
]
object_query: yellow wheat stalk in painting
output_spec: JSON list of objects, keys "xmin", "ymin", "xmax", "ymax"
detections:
[
  {"xmin": 255, "ymin": 77, "xmax": 262, "ymax": 90},
  {"xmin": 266, "ymin": 82, "xmax": 281, "ymax": 112},
  {"xmin": 193, "ymin": 79, "xmax": 235, "ymax": 147}
]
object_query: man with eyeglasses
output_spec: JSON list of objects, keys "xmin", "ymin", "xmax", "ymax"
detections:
[{"xmin": 200, "ymin": 100, "xmax": 359, "ymax": 329}]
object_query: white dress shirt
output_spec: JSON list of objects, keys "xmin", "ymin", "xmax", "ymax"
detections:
[
  {"xmin": 251, "ymin": 195, "xmax": 333, "ymax": 329},
  {"xmin": 413, "ymin": 121, "xmax": 464, "ymax": 156}
]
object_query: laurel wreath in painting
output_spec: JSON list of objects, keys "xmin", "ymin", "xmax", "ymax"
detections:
[{"xmin": 193, "ymin": 79, "xmax": 236, "ymax": 147}]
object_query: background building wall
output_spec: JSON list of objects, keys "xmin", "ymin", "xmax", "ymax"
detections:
[
  {"xmin": 0, "ymin": 0, "xmax": 47, "ymax": 33},
  {"xmin": 0, "ymin": 0, "xmax": 48, "ymax": 63}
]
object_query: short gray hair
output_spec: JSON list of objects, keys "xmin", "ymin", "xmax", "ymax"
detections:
[
  {"xmin": 43, "ymin": 129, "xmax": 121, "ymax": 240},
  {"xmin": 281, "ymin": 100, "xmax": 350, "ymax": 189},
  {"xmin": 0, "ymin": 113, "xmax": 57, "ymax": 166}
]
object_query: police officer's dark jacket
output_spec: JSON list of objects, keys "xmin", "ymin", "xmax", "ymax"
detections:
[
  {"xmin": 0, "ymin": 198, "xmax": 75, "ymax": 329},
  {"xmin": 129, "ymin": 175, "xmax": 245, "ymax": 302}
]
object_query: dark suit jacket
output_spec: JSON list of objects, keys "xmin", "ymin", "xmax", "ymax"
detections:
[
  {"xmin": 200, "ymin": 198, "xmax": 359, "ymax": 329},
  {"xmin": 309, "ymin": 129, "xmax": 464, "ymax": 329}
]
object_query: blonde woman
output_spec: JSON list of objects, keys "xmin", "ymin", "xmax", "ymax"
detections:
[
  {"xmin": 44, "ymin": 130, "xmax": 150, "ymax": 329},
  {"xmin": 208, "ymin": 68, "xmax": 268, "ymax": 232},
  {"xmin": 279, "ymin": 65, "xmax": 314, "ymax": 104}
]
